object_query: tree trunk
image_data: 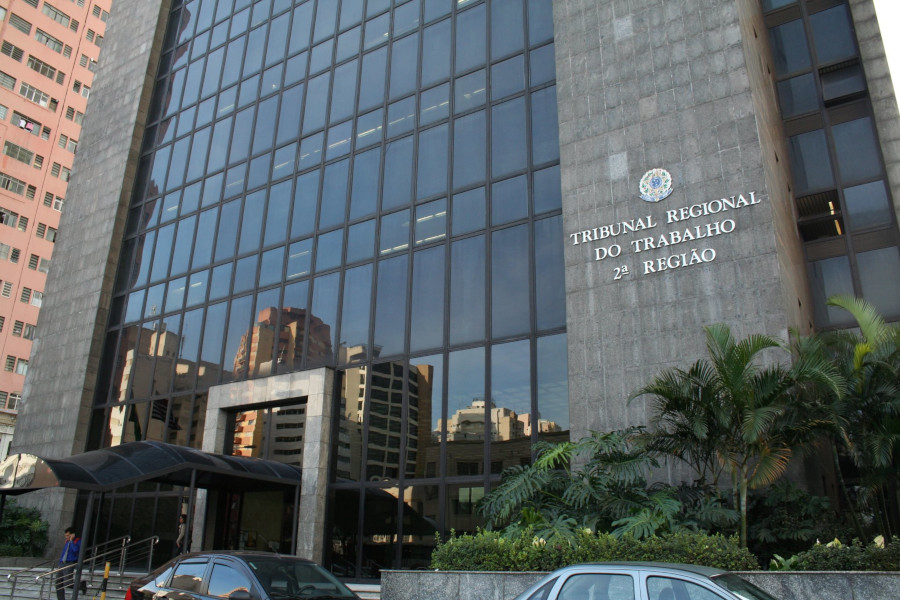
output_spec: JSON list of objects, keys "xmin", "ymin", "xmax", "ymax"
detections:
[{"xmin": 832, "ymin": 443, "xmax": 866, "ymax": 541}]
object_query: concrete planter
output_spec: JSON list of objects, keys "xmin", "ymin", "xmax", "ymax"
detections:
[{"xmin": 381, "ymin": 569, "xmax": 900, "ymax": 600}]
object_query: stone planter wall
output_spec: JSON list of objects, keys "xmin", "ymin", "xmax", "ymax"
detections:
[{"xmin": 381, "ymin": 570, "xmax": 900, "ymax": 600}]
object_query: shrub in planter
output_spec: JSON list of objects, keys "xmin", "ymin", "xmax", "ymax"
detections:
[
  {"xmin": 0, "ymin": 499, "xmax": 49, "ymax": 557},
  {"xmin": 430, "ymin": 528, "xmax": 758, "ymax": 572},
  {"xmin": 788, "ymin": 537, "xmax": 900, "ymax": 571}
]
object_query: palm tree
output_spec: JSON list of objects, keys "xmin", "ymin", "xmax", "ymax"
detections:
[{"xmin": 633, "ymin": 323, "xmax": 842, "ymax": 546}]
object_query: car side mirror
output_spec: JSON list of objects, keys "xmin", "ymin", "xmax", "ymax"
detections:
[{"xmin": 228, "ymin": 591, "xmax": 253, "ymax": 600}]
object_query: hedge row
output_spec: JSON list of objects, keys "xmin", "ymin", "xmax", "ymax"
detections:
[
  {"xmin": 430, "ymin": 529, "xmax": 759, "ymax": 572},
  {"xmin": 789, "ymin": 538, "xmax": 900, "ymax": 571}
]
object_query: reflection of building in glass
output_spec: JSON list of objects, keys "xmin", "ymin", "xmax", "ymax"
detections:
[
  {"xmin": 232, "ymin": 307, "xmax": 332, "ymax": 381},
  {"xmin": 230, "ymin": 403, "xmax": 307, "ymax": 467},
  {"xmin": 441, "ymin": 398, "xmax": 560, "ymax": 442}
]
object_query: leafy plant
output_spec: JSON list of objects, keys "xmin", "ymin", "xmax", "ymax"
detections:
[
  {"xmin": 0, "ymin": 499, "xmax": 49, "ymax": 557},
  {"xmin": 788, "ymin": 537, "xmax": 900, "ymax": 571}
]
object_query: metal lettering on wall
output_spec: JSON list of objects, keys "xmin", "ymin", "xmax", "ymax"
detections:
[{"xmin": 568, "ymin": 169, "xmax": 762, "ymax": 280}]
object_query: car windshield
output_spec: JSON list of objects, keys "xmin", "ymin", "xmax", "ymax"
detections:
[
  {"xmin": 711, "ymin": 574, "xmax": 780, "ymax": 600},
  {"xmin": 246, "ymin": 557, "xmax": 357, "ymax": 599}
]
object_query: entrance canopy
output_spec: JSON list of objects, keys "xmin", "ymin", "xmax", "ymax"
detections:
[{"xmin": 0, "ymin": 440, "xmax": 302, "ymax": 495}]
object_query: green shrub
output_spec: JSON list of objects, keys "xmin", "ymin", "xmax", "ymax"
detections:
[
  {"xmin": 430, "ymin": 528, "xmax": 758, "ymax": 571},
  {"xmin": 0, "ymin": 499, "xmax": 49, "ymax": 557},
  {"xmin": 789, "ymin": 538, "xmax": 900, "ymax": 571}
]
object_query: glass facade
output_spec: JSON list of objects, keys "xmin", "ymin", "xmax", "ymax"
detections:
[
  {"xmin": 765, "ymin": 0, "xmax": 900, "ymax": 326},
  {"xmin": 87, "ymin": 0, "xmax": 567, "ymax": 577}
]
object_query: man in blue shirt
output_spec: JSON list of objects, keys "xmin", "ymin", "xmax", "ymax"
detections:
[{"xmin": 56, "ymin": 527, "xmax": 81, "ymax": 600}]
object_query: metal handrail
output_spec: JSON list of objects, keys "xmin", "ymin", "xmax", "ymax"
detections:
[{"xmin": 8, "ymin": 534, "xmax": 159, "ymax": 599}]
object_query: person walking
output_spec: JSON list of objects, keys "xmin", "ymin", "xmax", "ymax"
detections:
[
  {"xmin": 176, "ymin": 514, "xmax": 187, "ymax": 554},
  {"xmin": 55, "ymin": 527, "xmax": 81, "ymax": 600}
]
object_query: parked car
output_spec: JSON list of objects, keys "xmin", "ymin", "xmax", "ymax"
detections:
[
  {"xmin": 125, "ymin": 551, "xmax": 360, "ymax": 600},
  {"xmin": 513, "ymin": 562, "xmax": 780, "ymax": 600}
]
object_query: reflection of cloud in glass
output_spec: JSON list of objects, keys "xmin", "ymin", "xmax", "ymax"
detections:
[
  {"xmin": 491, "ymin": 340, "xmax": 530, "ymax": 416},
  {"xmin": 448, "ymin": 347, "xmax": 484, "ymax": 415}
]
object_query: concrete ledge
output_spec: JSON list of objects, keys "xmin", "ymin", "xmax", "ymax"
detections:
[{"xmin": 380, "ymin": 570, "xmax": 900, "ymax": 600}]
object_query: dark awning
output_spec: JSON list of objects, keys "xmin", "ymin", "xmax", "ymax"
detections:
[{"xmin": 0, "ymin": 440, "xmax": 302, "ymax": 495}]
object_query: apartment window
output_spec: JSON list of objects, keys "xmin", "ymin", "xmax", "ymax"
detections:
[
  {"xmin": 28, "ymin": 254, "xmax": 39, "ymax": 270},
  {"xmin": 0, "ymin": 71, "xmax": 16, "ymax": 91},
  {"xmin": 72, "ymin": 80, "xmax": 81, "ymax": 93},
  {"xmin": 65, "ymin": 107, "xmax": 83, "ymax": 123},
  {"xmin": 41, "ymin": 4, "xmax": 71, "ymax": 28},
  {"xmin": 1, "ymin": 282, "xmax": 10, "ymax": 297},
  {"xmin": 1, "ymin": 41, "xmax": 24, "ymax": 62},
  {"xmin": 35, "ymin": 29, "xmax": 64, "ymax": 54},
  {"xmin": 38, "ymin": 258, "xmax": 50, "ymax": 273},
  {"xmin": 51, "ymin": 163, "xmax": 61, "ymax": 177},
  {"xmin": 94, "ymin": 36, "xmax": 103, "ymax": 48},
  {"xmin": 56, "ymin": 71, "xmax": 65, "ymax": 84},
  {"xmin": 70, "ymin": 18, "xmax": 79, "ymax": 32},
  {"xmin": 86, "ymin": 29, "xmax": 95, "ymax": 42},
  {"xmin": 80, "ymin": 85, "xmax": 90, "ymax": 98},
  {"xmin": 40, "ymin": 126, "xmax": 50, "ymax": 140},
  {"xmin": 22, "ymin": 0, "xmax": 39, "ymax": 8},
  {"xmin": 67, "ymin": 139, "xmax": 77, "ymax": 153},
  {"xmin": 0, "ymin": 207, "xmax": 19, "ymax": 228},
  {"xmin": 20, "ymin": 288, "xmax": 31, "ymax": 303},
  {"xmin": 31, "ymin": 291, "xmax": 43, "ymax": 307},
  {"xmin": 17, "ymin": 216, "xmax": 27, "ymax": 232},
  {"xmin": 26, "ymin": 55, "xmax": 58, "ymax": 81},
  {"xmin": 10, "ymin": 248, "xmax": 19, "ymax": 263},
  {"xmin": 63, "ymin": 45, "xmax": 72, "ymax": 58},
  {"xmin": 3, "ymin": 141, "xmax": 34, "ymax": 165},
  {"xmin": 0, "ymin": 172, "xmax": 28, "ymax": 196},
  {"xmin": 9, "ymin": 14, "xmax": 32, "ymax": 35},
  {"xmin": 46, "ymin": 226, "xmax": 58, "ymax": 241},
  {"xmin": 79, "ymin": 55, "xmax": 88, "ymax": 68},
  {"xmin": 0, "ymin": 244, "xmax": 10, "ymax": 261},
  {"xmin": 15, "ymin": 359, "xmax": 28, "ymax": 376},
  {"xmin": 33, "ymin": 155, "xmax": 44, "ymax": 169},
  {"xmin": 22, "ymin": 324, "xmax": 35, "ymax": 340},
  {"xmin": 0, "ymin": 317, "xmax": 3, "ymax": 332},
  {"xmin": 0, "ymin": 105, "xmax": 7, "ymax": 120},
  {"xmin": 0, "ymin": 393, "xmax": 6, "ymax": 409},
  {"xmin": 0, "ymin": 8, "xmax": 6, "ymax": 21},
  {"xmin": 26, "ymin": 185, "xmax": 35, "ymax": 200},
  {"xmin": 53, "ymin": 197, "xmax": 64, "ymax": 211},
  {"xmin": 91, "ymin": 5, "xmax": 108, "ymax": 21},
  {"xmin": 58, "ymin": 134, "xmax": 68, "ymax": 148},
  {"xmin": 19, "ymin": 82, "xmax": 55, "ymax": 110},
  {"xmin": 8, "ymin": 393, "xmax": 20, "ymax": 410},
  {"xmin": 43, "ymin": 192, "xmax": 53, "ymax": 207},
  {"xmin": 12, "ymin": 321, "xmax": 23, "ymax": 337},
  {"xmin": 4, "ymin": 357, "xmax": 14, "ymax": 372},
  {"xmin": 36, "ymin": 223, "xmax": 46, "ymax": 238}
]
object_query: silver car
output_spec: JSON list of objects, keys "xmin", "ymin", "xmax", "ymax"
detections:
[{"xmin": 513, "ymin": 562, "xmax": 780, "ymax": 600}]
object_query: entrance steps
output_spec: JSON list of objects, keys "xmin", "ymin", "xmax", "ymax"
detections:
[{"xmin": 0, "ymin": 566, "xmax": 132, "ymax": 600}]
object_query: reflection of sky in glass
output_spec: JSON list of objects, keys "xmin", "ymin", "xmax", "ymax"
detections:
[
  {"xmin": 537, "ymin": 333, "xmax": 569, "ymax": 430},
  {"xmin": 448, "ymin": 347, "xmax": 484, "ymax": 415},
  {"xmin": 491, "ymin": 340, "xmax": 530, "ymax": 417}
]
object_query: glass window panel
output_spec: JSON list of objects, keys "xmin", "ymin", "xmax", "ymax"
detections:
[
  {"xmin": 266, "ymin": 12, "xmax": 290, "ymax": 66},
  {"xmin": 299, "ymin": 132, "xmax": 324, "ymax": 169},
  {"xmin": 292, "ymin": 170, "xmax": 320, "ymax": 238},
  {"xmin": 832, "ymin": 117, "xmax": 881, "ymax": 184},
  {"xmin": 367, "ymin": 0, "xmax": 390, "ymax": 18},
  {"xmin": 390, "ymin": 32, "xmax": 419, "ymax": 100},
  {"xmin": 447, "ymin": 346, "xmax": 485, "ymax": 443},
  {"xmin": 394, "ymin": 1, "xmax": 420, "ymax": 36},
  {"xmin": 449, "ymin": 235, "xmax": 485, "ymax": 344},
  {"xmin": 208, "ymin": 116, "xmax": 233, "ymax": 173},
  {"xmin": 492, "ymin": 225, "xmax": 530, "ymax": 338},
  {"xmin": 388, "ymin": 96, "xmax": 416, "ymax": 137},
  {"xmin": 527, "ymin": 0, "xmax": 553, "ymax": 45},
  {"xmin": 529, "ymin": 43, "xmax": 555, "ymax": 87},
  {"xmin": 455, "ymin": 69, "xmax": 486, "ymax": 114},
  {"xmin": 777, "ymin": 73, "xmax": 818, "ymax": 118},
  {"xmin": 230, "ymin": 107, "xmax": 255, "ymax": 164},
  {"xmin": 201, "ymin": 301, "xmax": 228, "ymax": 366},
  {"xmin": 125, "ymin": 289, "xmax": 145, "ymax": 323},
  {"xmin": 201, "ymin": 47, "xmax": 225, "ymax": 98},
  {"xmin": 225, "ymin": 295, "xmax": 254, "ymax": 381},
  {"xmin": 821, "ymin": 64, "xmax": 866, "ymax": 103},
  {"xmin": 532, "ymin": 86, "xmax": 560, "ymax": 165},
  {"xmin": 161, "ymin": 192, "xmax": 181, "ymax": 224},
  {"xmin": 187, "ymin": 270, "xmax": 209, "ymax": 306},
  {"xmin": 421, "ymin": 19, "xmax": 451, "ymax": 87},
  {"xmin": 453, "ymin": 110, "xmax": 485, "ymax": 189},
  {"xmin": 807, "ymin": 256, "xmax": 855, "ymax": 327},
  {"xmin": 171, "ymin": 216, "xmax": 197, "ymax": 277},
  {"xmin": 264, "ymin": 179, "xmax": 292, "ymax": 246},
  {"xmin": 288, "ymin": 3, "xmax": 313, "ymax": 54},
  {"xmin": 279, "ymin": 280, "xmax": 308, "ymax": 370},
  {"xmin": 320, "ymin": 159, "xmax": 350, "ymax": 228},
  {"xmin": 492, "ymin": 55, "xmax": 525, "ymax": 100},
  {"xmin": 844, "ymin": 180, "xmax": 892, "ymax": 231},
  {"xmin": 179, "ymin": 307, "xmax": 204, "ymax": 366},
  {"xmin": 420, "ymin": 84, "xmax": 449, "ymax": 126},
  {"xmin": 769, "ymin": 19, "xmax": 810, "ymax": 77},
  {"xmin": 244, "ymin": 24, "xmax": 268, "ymax": 77},
  {"xmin": 364, "ymin": 13, "xmax": 390, "ymax": 51},
  {"xmin": 231, "ymin": 6, "xmax": 251, "ymax": 38},
  {"xmin": 536, "ymin": 333, "xmax": 568, "ymax": 438},
  {"xmin": 415, "ymin": 198, "xmax": 446, "ymax": 245},
  {"xmin": 492, "ymin": 175, "xmax": 527, "ymax": 225},
  {"xmin": 193, "ymin": 208, "xmax": 218, "ymax": 269},
  {"xmin": 326, "ymin": 120, "xmax": 353, "ymax": 159},
  {"xmin": 762, "ymin": 0, "xmax": 795, "ymax": 10},
  {"xmin": 350, "ymin": 147, "xmax": 381, "ymax": 219},
  {"xmin": 252, "ymin": 96, "xmax": 278, "ymax": 154},
  {"xmin": 234, "ymin": 255, "xmax": 259, "ymax": 295},
  {"xmin": 410, "ymin": 354, "xmax": 442, "ymax": 474},
  {"xmin": 145, "ymin": 284, "xmax": 165, "ymax": 319},
  {"xmin": 788, "ymin": 129, "xmax": 834, "ymax": 195},
  {"xmin": 151, "ymin": 224, "xmax": 176, "ymax": 282},
  {"xmin": 303, "ymin": 72, "xmax": 331, "ymax": 134},
  {"xmin": 810, "ymin": 5, "xmax": 857, "ymax": 65},
  {"xmin": 309, "ymin": 272, "xmax": 339, "ymax": 365},
  {"xmin": 380, "ymin": 209, "xmax": 410, "ymax": 255},
  {"xmin": 284, "ymin": 51, "xmax": 307, "ymax": 86},
  {"xmin": 383, "ymin": 136, "xmax": 414, "ymax": 210},
  {"xmin": 337, "ymin": 26, "xmax": 361, "ymax": 62},
  {"xmin": 492, "ymin": 97, "xmax": 527, "ymax": 177},
  {"xmin": 410, "ymin": 245, "xmax": 445, "ymax": 352},
  {"xmin": 215, "ymin": 198, "xmax": 241, "ymax": 261},
  {"xmin": 259, "ymin": 246, "xmax": 285, "ymax": 287},
  {"xmin": 273, "ymin": 143, "xmax": 297, "ymax": 181},
  {"xmin": 247, "ymin": 154, "xmax": 272, "ymax": 190},
  {"xmin": 533, "ymin": 164, "xmax": 561, "ymax": 214},
  {"xmin": 424, "ymin": 0, "xmax": 451, "ymax": 23},
  {"xmin": 331, "ymin": 60, "xmax": 359, "ymax": 123},
  {"xmin": 239, "ymin": 190, "xmax": 265, "ymax": 254},
  {"xmin": 251, "ymin": 0, "xmax": 273, "ymax": 27},
  {"xmin": 491, "ymin": 338, "xmax": 531, "ymax": 447},
  {"xmin": 177, "ymin": 107, "xmax": 197, "ymax": 138},
  {"xmin": 314, "ymin": 0, "xmax": 338, "ymax": 42},
  {"xmin": 150, "ymin": 146, "xmax": 171, "ymax": 196},
  {"xmin": 455, "ymin": 5, "xmax": 485, "ymax": 75},
  {"xmin": 186, "ymin": 126, "xmax": 212, "ymax": 182},
  {"xmin": 451, "ymin": 187, "xmax": 485, "ymax": 235},
  {"xmin": 359, "ymin": 47, "xmax": 387, "ymax": 110},
  {"xmin": 347, "ymin": 219, "xmax": 376, "ymax": 263},
  {"xmin": 316, "ymin": 228, "xmax": 344, "ymax": 271},
  {"xmin": 535, "ymin": 216, "xmax": 566, "ymax": 330},
  {"xmin": 287, "ymin": 238, "xmax": 313, "ymax": 279},
  {"xmin": 182, "ymin": 182, "xmax": 201, "ymax": 214},
  {"xmin": 417, "ymin": 124, "xmax": 448, "ymax": 200},
  {"xmin": 340, "ymin": 0, "xmax": 364, "ymax": 29},
  {"xmin": 373, "ymin": 255, "xmax": 408, "ymax": 357},
  {"xmin": 166, "ymin": 277, "xmax": 187, "ymax": 313},
  {"xmin": 225, "ymin": 162, "xmax": 248, "ymax": 198},
  {"xmin": 133, "ymin": 230, "xmax": 156, "ymax": 287},
  {"xmin": 339, "ymin": 264, "xmax": 373, "ymax": 358},
  {"xmin": 356, "ymin": 108, "xmax": 383, "ymax": 148},
  {"xmin": 568, "ymin": 575, "xmax": 635, "ymax": 600},
  {"xmin": 857, "ymin": 247, "xmax": 900, "ymax": 318},
  {"xmin": 491, "ymin": 0, "xmax": 524, "ymax": 60},
  {"xmin": 222, "ymin": 36, "xmax": 247, "ymax": 88},
  {"xmin": 167, "ymin": 138, "xmax": 190, "ymax": 191},
  {"xmin": 210, "ymin": 263, "xmax": 234, "ymax": 300}
]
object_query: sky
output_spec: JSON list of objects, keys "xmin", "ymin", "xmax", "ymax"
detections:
[{"xmin": 874, "ymin": 0, "xmax": 900, "ymax": 98}]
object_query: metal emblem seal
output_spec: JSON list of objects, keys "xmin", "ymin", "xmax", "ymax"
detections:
[{"xmin": 639, "ymin": 168, "xmax": 673, "ymax": 203}]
